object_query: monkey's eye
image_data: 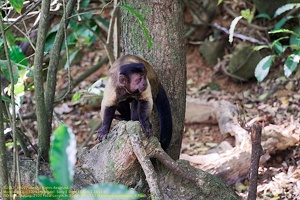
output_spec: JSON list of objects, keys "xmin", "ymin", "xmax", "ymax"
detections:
[{"xmin": 135, "ymin": 78, "xmax": 142, "ymax": 83}]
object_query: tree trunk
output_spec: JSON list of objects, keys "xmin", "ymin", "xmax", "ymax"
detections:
[
  {"xmin": 0, "ymin": 90, "xmax": 9, "ymax": 199},
  {"xmin": 121, "ymin": 0, "xmax": 186, "ymax": 160}
]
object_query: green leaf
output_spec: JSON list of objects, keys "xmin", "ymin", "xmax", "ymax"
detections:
[
  {"xmin": 5, "ymin": 142, "xmax": 20, "ymax": 147},
  {"xmin": 217, "ymin": 0, "xmax": 223, "ymax": 6},
  {"xmin": 273, "ymin": 16, "xmax": 293, "ymax": 30},
  {"xmin": 71, "ymin": 183, "xmax": 140, "ymax": 200},
  {"xmin": 255, "ymin": 55, "xmax": 275, "ymax": 82},
  {"xmin": 14, "ymin": 82, "xmax": 25, "ymax": 94},
  {"xmin": 1, "ymin": 95, "xmax": 12, "ymax": 103},
  {"xmin": 290, "ymin": 27, "xmax": 300, "ymax": 50},
  {"xmin": 284, "ymin": 49, "xmax": 300, "ymax": 77},
  {"xmin": 269, "ymin": 29, "xmax": 300, "ymax": 37},
  {"xmin": 50, "ymin": 125, "xmax": 77, "ymax": 188},
  {"xmin": 38, "ymin": 176, "xmax": 58, "ymax": 187},
  {"xmin": 71, "ymin": 92, "xmax": 81, "ymax": 102},
  {"xmin": 272, "ymin": 37, "xmax": 289, "ymax": 55},
  {"xmin": 0, "ymin": 60, "xmax": 19, "ymax": 84},
  {"xmin": 9, "ymin": 0, "xmax": 24, "ymax": 13},
  {"xmin": 255, "ymin": 13, "xmax": 271, "ymax": 20},
  {"xmin": 80, "ymin": 0, "xmax": 90, "ymax": 8},
  {"xmin": 229, "ymin": 16, "xmax": 243, "ymax": 44},
  {"xmin": 253, "ymin": 45, "xmax": 270, "ymax": 51},
  {"xmin": 119, "ymin": 5, "xmax": 153, "ymax": 49},
  {"xmin": 240, "ymin": 9, "xmax": 254, "ymax": 24},
  {"xmin": 9, "ymin": 46, "xmax": 28, "ymax": 69}
]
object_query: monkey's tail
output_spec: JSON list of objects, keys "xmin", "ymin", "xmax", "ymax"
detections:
[{"xmin": 154, "ymin": 85, "xmax": 172, "ymax": 150}]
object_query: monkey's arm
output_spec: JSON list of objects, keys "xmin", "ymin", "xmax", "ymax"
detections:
[
  {"xmin": 137, "ymin": 100, "xmax": 152, "ymax": 136},
  {"xmin": 97, "ymin": 80, "xmax": 118, "ymax": 140},
  {"xmin": 96, "ymin": 105, "xmax": 116, "ymax": 140}
]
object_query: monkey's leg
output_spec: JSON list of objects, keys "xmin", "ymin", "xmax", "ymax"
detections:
[
  {"xmin": 130, "ymin": 99, "xmax": 139, "ymax": 121},
  {"xmin": 137, "ymin": 100, "xmax": 152, "ymax": 136},
  {"xmin": 115, "ymin": 100, "xmax": 131, "ymax": 120},
  {"xmin": 96, "ymin": 106, "xmax": 116, "ymax": 140}
]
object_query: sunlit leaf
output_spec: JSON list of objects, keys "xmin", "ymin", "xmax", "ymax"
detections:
[
  {"xmin": 274, "ymin": 3, "xmax": 300, "ymax": 18},
  {"xmin": 253, "ymin": 45, "xmax": 270, "ymax": 51},
  {"xmin": 255, "ymin": 55, "xmax": 275, "ymax": 82},
  {"xmin": 229, "ymin": 16, "xmax": 243, "ymax": 44},
  {"xmin": 284, "ymin": 49, "xmax": 300, "ymax": 77},
  {"xmin": 241, "ymin": 9, "xmax": 254, "ymax": 24},
  {"xmin": 71, "ymin": 92, "xmax": 81, "ymax": 102},
  {"xmin": 269, "ymin": 29, "xmax": 300, "ymax": 37}
]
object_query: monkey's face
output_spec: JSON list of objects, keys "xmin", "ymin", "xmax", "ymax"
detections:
[{"xmin": 129, "ymin": 73, "xmax": 148, "ymax": 94}]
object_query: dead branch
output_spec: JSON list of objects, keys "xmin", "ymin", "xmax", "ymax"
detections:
[{"xmin": 248, "ymin": 123, "xmax": 263, "ymax": 200}]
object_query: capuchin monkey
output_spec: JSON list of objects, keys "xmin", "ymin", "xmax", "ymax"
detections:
[{"xmin": 96, "ymin": 55, "xmax": 172, "ymax": 150}]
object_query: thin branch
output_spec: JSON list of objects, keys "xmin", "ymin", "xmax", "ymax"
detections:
[
  {"xmin": 57, "ymin": 0, "xmax": 72, "ymax": 102},
  {"xmin": 3, "ymin": 0, "xmax": 42, "ymax": 32},
  {"xmin": 247, "ymin": 123, "xmax": 263, "ymax": 200},
  {"xmin": 113, "ymin": 0, "xmax": 120, "ymax": 59},
  {"xmin": 0, "ymin": 12, "xmax": 10, "ymax": 196},
  {"xmin": 106, "ymin": 2, "xmax": 120, "ymax": 65},
  {"xmin": 0, "ymin": 12, "xmax": 22, "ymax": 196}
]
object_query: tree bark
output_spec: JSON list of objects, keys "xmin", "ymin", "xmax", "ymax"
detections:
[
  {"xmin": 0, "ymin": 89, "xmax": 9, "ymax": 199},
  {"xmin": 34, "ymin": 0, "xmax": 77, "ymax": 161},
  {"xmin": 121, "ymin": 0, "xmax": 186, "ymax": 160},
  {"xmin": 33, "ymin": 0, "xmax": 51, "ymax": 161}
]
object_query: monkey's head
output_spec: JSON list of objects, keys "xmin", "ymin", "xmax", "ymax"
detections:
[{"xmin": 119, "ymin": 63, "xmax": 148, "ymax": 94}]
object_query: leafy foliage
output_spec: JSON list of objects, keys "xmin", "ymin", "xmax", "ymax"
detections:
[
  {"xmin": 230, "ymin": 3, "xmax": 300, "ymax": 82},
  {"xmin": 8, "ymin": 0, "xmax": 24, "ymax": 13}
]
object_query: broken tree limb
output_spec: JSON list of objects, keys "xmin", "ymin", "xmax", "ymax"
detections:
[
  {"xmin": 248, "ymin": 123, "xmax": 263, "ymax": 200},
  {"xmin": 129, "ymin": 128, "xmax": 163, "ymax": 200},
  {"xmin": 181, "ymin": 97, "xmax": 299, "ymax": 183}
]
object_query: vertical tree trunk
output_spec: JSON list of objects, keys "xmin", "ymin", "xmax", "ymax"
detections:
[
  {"xmin": 0, "ymin": 95, "xmax": 9, "ymax": 199},
  {"xmin": 121, "ymin": 0, "xmax": 186, "ymax": 159}
]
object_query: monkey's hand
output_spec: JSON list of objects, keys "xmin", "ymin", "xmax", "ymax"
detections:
[
  {"xmin": 141, "ymin": 120, "xmax": 152, "ymax": 137},
  {"xmin": 95, "ymin": 126, "xmax": 109, "ymax": 141}
]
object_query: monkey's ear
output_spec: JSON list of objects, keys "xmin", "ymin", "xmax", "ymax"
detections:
[{"xmin": 119, "ymin": 74, "xmax": 128, "ymax": 85}]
